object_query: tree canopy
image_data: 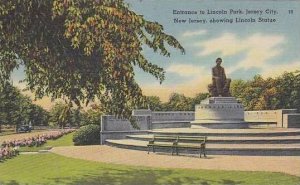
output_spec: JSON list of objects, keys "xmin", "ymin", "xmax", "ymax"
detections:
[
  {"xmin": 0, "ymin": 0, "xmax": 184, "ymax": 121},
  {"xmin": 231, "ymin": 71, "xmax": 300, "ymax": 111},
  {"xmin": 0, "ymin": 82, "xmax": 49, "ymax": 132}
]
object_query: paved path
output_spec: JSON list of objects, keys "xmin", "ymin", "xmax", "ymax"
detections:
[{"xmin": 51, "ymin": 145, "xmax": 300, "ymax": 177}]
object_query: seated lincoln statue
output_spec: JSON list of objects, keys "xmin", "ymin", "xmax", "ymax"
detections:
[{"xmin": 208, "ymin": 58, "xmax": 231, "ymax": 97}]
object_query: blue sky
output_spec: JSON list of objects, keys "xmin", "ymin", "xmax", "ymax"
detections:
[
  {"xmin": 12, "ymin": 0, "xmax": 300, "ymax": 107},
  {"xmin": 125, "ymin": 0, "xmax": 300, "ymax": 101}
]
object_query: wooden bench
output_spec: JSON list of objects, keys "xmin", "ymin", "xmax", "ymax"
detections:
[
  {"xmin": 147, "ymin": 135, "xmax": 178, "ymax": 155},
  {"xmin": 173, "ymin": 136, "xmax": 207, "ymax": 158},
  {"xmin": 147, "ymin": 135, "xmax": 207, "ymax": 158}
]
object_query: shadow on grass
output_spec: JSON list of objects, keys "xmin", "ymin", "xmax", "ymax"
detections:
[
  {"xmin": 0, "ymin": 180, "xmax": 21, "ymax": 185},
  {"xmin": 45, "ymin": 167, "xmax": 244, "ymax": 185}
]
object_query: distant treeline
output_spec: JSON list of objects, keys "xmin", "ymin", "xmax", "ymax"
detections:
[
  {"xmin": 0, "ymin": 81, "xmax": 103, "ymax": 130},
  {"xmin": 1, "ymin": 71, "xmax": 299, "ymax": 130},
  {"xmin": 140, "ymin": 71, "xmax": 300, "ymax": 111}
]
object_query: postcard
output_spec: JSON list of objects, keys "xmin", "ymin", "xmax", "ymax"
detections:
[{"xmin": 0, "ymin": 0, "xmax": 300, "ymax": 184}]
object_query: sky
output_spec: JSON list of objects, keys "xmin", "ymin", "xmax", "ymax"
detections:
[
  {"xmin": 126, "ymin": 0, "xmax": 300, "ymax": 101},
  {"xmin": 12, "ymin": 0, "xmax": 300, "ymax": 108}
]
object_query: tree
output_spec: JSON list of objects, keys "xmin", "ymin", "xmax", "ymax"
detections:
[
  {"xmin": 274, "ymin": 71, "xmax": 300, "ymax": 110},
  {"xmin": 49, "ymin": 102, "xmax": 72, "ymax": 128},
  {"xmin": 162, "ymin": 93, "xmax": 193, "ymax": 111},
  {"xmin": 137, "ymin": 96, "xmax": 163, "ymax": 111},
  {"xmin": 0, "ymin": 1, "xmax": 184, "ymax": 123},
  {"xmin": 27, "ymin": 104, "xmax": 49, "ymax": 127},
  {"xmin": 0, "ymin": 82, "xmax": 49, "ymax": 132},
  {"xmin": 0, "ymin": 82, "xmax": 21, "ymax": 128},
  {"xmin": 70, "ymin": 108, "xmax": 83, "ymax": 127},
  {"xmin": 81, "ymin": 109, "xmax": 102, "ymax": 126},
  {"xmin": 230, "ymin": 71, "xmax": 300, "ymax": 111},
  {"xmin": 190, "ymin": 93, "xmax": 209, "ymax": 110}
]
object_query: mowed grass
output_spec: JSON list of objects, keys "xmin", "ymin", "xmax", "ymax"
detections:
[
  {"xmin": 18, "ymin": 132, "xmax": 75, "ymax": 152},
  {"xmin": 0, "ymin": 153, "xmax": 299, "ymax": 185}
]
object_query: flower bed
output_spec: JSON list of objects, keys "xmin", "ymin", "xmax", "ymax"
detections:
[{"xmin": 0, "ymin": 129, "xmax": 75, "ymax": 162}]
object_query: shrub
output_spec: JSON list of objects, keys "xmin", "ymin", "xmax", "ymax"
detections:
[{"xmin": 73, "ymin": 124, "xmax": 100, "ymax": 145}]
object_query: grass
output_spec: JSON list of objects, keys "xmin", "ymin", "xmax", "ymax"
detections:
[
  {"xmin": 45, "ymin": 132, "xmax": 75, "ymax": 147},
  {"xmin": 18, "ymin": 132, "xmax": 75, "ymax": 152},
  {"xmin": 0, "ymin": 153, "xmax": 299, "ymax": 185}
]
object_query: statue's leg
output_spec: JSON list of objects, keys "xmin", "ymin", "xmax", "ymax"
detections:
[
  {"xmin": 215, "ymin": 77, "xmax": 223, "ymax": 96},
  {"xmin": 208, "ymin": 83, "xmax": 218, "ymax": 97},
  {"xmin": 223, "ymin": 79, "xmax": 231, "ymax": 96}
]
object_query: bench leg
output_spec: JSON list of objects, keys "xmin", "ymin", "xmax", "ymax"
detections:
[
  {"xmin": 147, "ymin": 146, "xmax": 150, "ymax": 154},
  {"xmin": 200, "ymin": 148, "xmax": 206, "ymax": 158},
  {"xmin": 152, "ymin": 146, "xmax": 155, "ymax": 153}
]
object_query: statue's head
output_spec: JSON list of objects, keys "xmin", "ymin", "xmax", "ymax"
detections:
[{"xmin": 216, "ymin": 58, "xmax": 222, "ymax": 66}]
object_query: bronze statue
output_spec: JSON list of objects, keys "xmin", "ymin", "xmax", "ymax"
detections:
[{"xmin": 208, "ymin": 58, "xmax": 231, "ymax": 97}]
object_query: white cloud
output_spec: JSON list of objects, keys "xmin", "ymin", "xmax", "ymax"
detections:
[
  {"xmin": 166, "ymin": 64, "xmax": 206, "ymax": 77},
  {"xmin": 182, "ymin": 30, "xmax": 207, "ymax": 37},
  {"xmin": 195, "ymin": 33, "xmax": 246, "ymax": 56},
  {"xmin": 194, "ymin": 32, "xmax": 286, "ymax": 75},
  {"xmin": 140, "ymin": 32, "xmax": 296, "ymax": 101}
]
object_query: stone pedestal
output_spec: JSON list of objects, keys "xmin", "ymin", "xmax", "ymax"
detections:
[{"xmin": 191, "ymin": 97, "xmax": 248, "ymax": 129}]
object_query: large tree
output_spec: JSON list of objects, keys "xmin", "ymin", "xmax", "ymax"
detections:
[
  {"xmin": 0, "ymin": 82, "xmax": 21, "ymax": 128},
  {"xmin": 0, "ymin": 0, "xmax": 184, "ymax": 122},
  {"xmin": 230, "ymin": 71, "xmax": 300, "ymax": 111},
  {"xmin": 162, "ymin": 93, "xmax": 193, "ymax": 111},
  {"xmin": 0, "ymin": 82, "xmax": 49, "ymax": 132},
  {"xmin": 49, "ymin": 102, "xmax": 72, "ymax": 129}
]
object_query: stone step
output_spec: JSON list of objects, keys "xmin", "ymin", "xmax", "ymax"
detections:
[
  {"xmin": 149, "ymin": 128, "xmax": 300, "ymax": 137},
  {"xmin": 126, "ymin": 134, "xmax": 300, "ymax": 144},
  {"xmin": 106, "ymin": 139, "xmax": 300, "ymax": 156}
]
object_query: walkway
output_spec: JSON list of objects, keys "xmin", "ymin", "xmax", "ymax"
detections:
[{"xmin": 51, "ymin": 145, "xmax": 300, "ymax": 177}]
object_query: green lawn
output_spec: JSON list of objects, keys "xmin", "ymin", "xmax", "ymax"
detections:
[
  {"xmin": 0, "ymin": 153, "xmax": 299, "ymax": 185},
  {"xmin": 45, "ymin": 132, "xmax": 75, "ymax": 147},
  {"xmin": 18, "ymin": 132, "xmax": 75, "ymax": 152}
]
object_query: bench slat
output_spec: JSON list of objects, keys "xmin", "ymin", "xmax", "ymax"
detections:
[{"xmin": 147, "ymin": 134, "xmax": 207, "ymax": 157}]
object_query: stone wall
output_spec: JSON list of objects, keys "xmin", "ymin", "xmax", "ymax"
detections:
[
  {"xmin": 244, "ymin": 109, "xmax": 298, "ymax": 128},
  {"xmin": 151, "ymin": 111, "xmax": 194, "ymax": 122},
  {"xmin": 100, "ymin": 111, "xmax": 195, "ymax": 144},
  {"xmin": 100, "ymin": 115, "xmax": 151, "ymax": 144},
  {"xmin": 101, "ymin": 115, "xmax": 151, "ymax": 131},
  {"xmin": 283, "ymin": 114, "xmax": 300, "ymax": 128},
  {"xmin": 151, "ymin": 111, "xmax": 194, "ymax": 128},
  {"xmin": 244, "ymin": 110, "xmax": 279, "ymax": 123},
  {"xmin": 277, "ymin": 109, "xmax": 298, "ymax": 127},
  {"xmin": 132, "ymin": 109, "xmax": 152, "ymax": 116},
  {"xmin": 195, "ymin": 104, "xmax": 244, "ymax": 121},
  {"xmin": 100, "ymin": 109, "xmax": 300, "ymax": 144}
]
